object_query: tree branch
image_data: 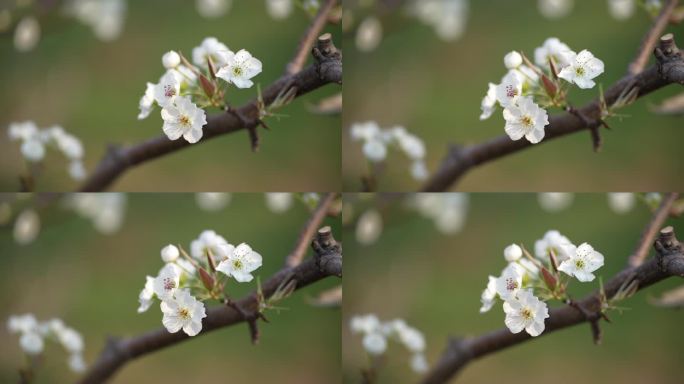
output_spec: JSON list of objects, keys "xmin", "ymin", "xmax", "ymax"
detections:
[
  {"xmin": 285, "ymin": 0, "xmax": 338, "ymax": 75},
  {"xmin": 78, "ymin": 36, "xmax": 342, "ymax": 192},
  {"xmin": 628, "ymin": 0, "xmax": 679, "ymax": 75},
  {"xmin": 420, "ymin": 35, "xmax": 684, "ymax": 192},
  {"xmin": 79, "ymin": 230, "xmax": 342, "ymax": 384},
  {"xmin": 285, "ymin": 192, "xmax": 337, "ymax": 267},
  {"xmin": 421, "ymin": 225, "xmax": 684, "ymax": 384},
  {"xmin": 312, "ymin": 226, "xmax": 343, "ymax": 277},
  {"xmin": 628, "ymin": 192, "xmax": 679, "ymax": 267}
]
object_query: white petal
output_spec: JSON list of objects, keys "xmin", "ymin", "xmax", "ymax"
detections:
[
  {"xmin": 183, "ymin": 320, "xmax": 203, "ymax": 336},
  {"xmin": 163, "ymin": 123, "xmax": 184, "ymax": 141},
  {"xmin": 526, "ymin": 319, "xmax": 546, "ymax": 336}
]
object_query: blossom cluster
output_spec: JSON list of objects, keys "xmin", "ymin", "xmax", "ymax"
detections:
[
  {"xmin": 480, "ymin": 38, "xmax": 605, "ymax": 144},
  {"xmin": 480, "ymin": 230, "xmax": 605, "ymax": 337},
  {"xmin": 409, "ymin": 0, "xmax": 469, "ymax": 42},
  {"xmin": 64, "ymin": 0, "xmax": 127, "ymax": 42},
  {"xmin": 138, "ymin": 37, "xmax": 262, "ymax": 144},
  {"xmin": 350, "ymin": 121, "xmax": 428, "ymax": 181},
  {"xmin": 350, "ymin": 314, "xmax": 429, "ymax": 374},
  {"xmin": 538, "ymin": 0, "xmax": 663, "ymax": 20},
  {"xmin": 8, "ymin": 121, "xmax": 86, "ymax": 181},
  {"xmin": 411, "ymin": 193, "xmax": 469, "ymax": 235},
  {"xmin": 7, "ymin": 314, "xmax": 86, "ymax": 373},
  {"xmin": 138, "ymin": 230, "xmax": 263, "ymax": 336},
  {"xmin": 67, "ymin": 193, "xmax": 127, "ymax": 234}
]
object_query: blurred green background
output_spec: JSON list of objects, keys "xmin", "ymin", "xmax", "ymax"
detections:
[
  {"xmin": 343, "ymin": 1, "xmax": 684, "ymax": 191},
  {"xmin": 0, "ymin": 193, "xmax": 341, "ymax": 383},
  {"xmin": 343, "ymin": 193, "xmax": 684, "ymax": 383},
  {"xmin": 0, "ymin": 1, "xmax": 341, "ymax": 191}
]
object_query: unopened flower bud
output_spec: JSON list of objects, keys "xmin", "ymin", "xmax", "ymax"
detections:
[
  {"xmin": 504, "ymin": 51, "xmax": 523, "ymax": 69},
  {"xmin": 162, "ymin": 50, "xmax": 181, "ymax": 69}
]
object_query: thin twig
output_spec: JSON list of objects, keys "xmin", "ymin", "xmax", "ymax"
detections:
[
  {"xmin": 628, "ymin": 0, "xmax": 679, "ymax": 75},
  {"xmin": 285, "ymin": 192, "xmax": 337, "ymax": 267},
  {"xmin": 628, "ymin": 192, "xmax": 679, "ymax": 267},
  {"xmin": 285, "ymin": 0, "xmax": 338, "ymax": 75}
]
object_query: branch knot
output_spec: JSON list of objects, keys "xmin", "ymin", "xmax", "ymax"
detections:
[
  {"xmin": 654, "ymin": 34, "xmax": 684, "ymax": 85},
  {"xmin": 312, "ymin": 33, "xmax": 342, "ymax": 84},
  {"xmin": 312, "ymin": 226, "xmax": 342, "ymax": 277}
]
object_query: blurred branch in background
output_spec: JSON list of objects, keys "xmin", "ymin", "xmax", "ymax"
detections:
[
  {"xmin": 78, "ymin": 1, "xmax": 342, "ymax": 192},
  {"xmin": 421, "ymin": 0, "xmax": 683, "ymax": 192},
  {"xmin": 421, "ymin": 210, "xmax": 684, "ymax": 383},
  {"xmin": 79, "ymin": 198, "xmax": 343, "ymax": 384}
]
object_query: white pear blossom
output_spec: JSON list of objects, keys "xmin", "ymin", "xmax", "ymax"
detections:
[
  {"xmin": 138, "ymin": 82, "xmax": 156, "ymax": 120},
  {"xmin": 154, "ymin": 71, "xmax": 180, "ymax": 107},
  {"xmin": 216, "ymin": 49, "xmax": 263, "ymax": 89},
  {"xmin": 138, "ymin": 276, "xmax": 155, "ymax": 313},
  {"xmin": 503, "ymin": 96, "xmax": 549, "ymax": 144},
  {"xmin": 266, "ymin": 0, "xmax": 293, "ymax": 20},
  {"xmin": 216, "ymin": 243, "xmax": 263, "ymax": 282},
  {"xmin": 495, "ymin": 263, "xmax": 523, "ymax": 300},
  {"xmin": 480, "ymin": 276, "xmax": 498, "ymax": 313},
  {"xmin": 153, "ymin": 264, "xmax": 180, "ymax": 300},
  {"xmin": 413, "ymin": 193, "xmax": 469, "ymax": 235},
  {"xmin": 20, "ymin": 332, "xmax": 44, "ymax": 355},
  {"xmin": 411, "ymin": 0, "xmax": 469, "ymax": 42},
  {"xmin": 68, "ymin": 353, "xmax": 87, "ymax": 373},
  {"xmin": 503, "ymin": 290, "xmax": 549, "ymax": 336},
  {"xmin": 57, "ymin": 327, "xmax": 84, "ymax": 353},
  {"xmin": 480, "ymin": 82, "xmax": 498, "ymax": 120},
  {"xmin": 504, "ymin": 51, "xmax": 523, "ymax": 69},
  {"xmin": 162, "ymin": 50, "xmax": 181, "ymax": 69},
  {"xmin": 191, "ymin": 230, "xmax": 230, "ymax": 261},
  {"xmin": 495, "ymin": 71, "xmax": 522, "ymax": 107},
  {"xmin": 69, "ymin": 161, "xmax": 86, "ymax": 181},
  {"xmin": 192, "ymin": 37, "xmax": 231, "ymax": 67},
  {"xmin": 607, "ymin": 193, "xmax": 635, "ymax": 214},
  {"xmin": 65, "ymin": 0, "xmax": 127, "ymax": 42},
  {"xmin": 265, "ymin": 193, "xmax": 293, "ymax": 213},
  {"xmin": 504, "ymin": 244, "xmax": 523, "ymax": 262},
  {"xmin": 161, "ymin": 96, "xmax": 207, "ymax": 144},
  {"xmin": 534, "ymin": 37, "xmax": 576, "ymax": 70},
  {"xmin": 538, "ymin": 0, "xmax": 573, "ymax": 19},
  {"xmin": 160, "ymin": 289, "xmax": 207, "ymax": 336},
  {"xmin": 362, "ymin": 139, "xmax": 387, "ymax": 162},
  {"xmin": 411, "ymin": 160, "xmax": 429, "ymax": 181},
  {"xmin": 558, "ymin": 49, "xmax": 605, "ymax": 89},
  {"xmin": 161, "ymin": 244, "xmax": 180, "ymax": 263},
  {"xmin": 534, "ymin": 230, "xmax": 575, "ymax": 263},
  {"xmin": 538, "ymin": 192, "xmax": 574, "ymax": 212},
  {"xmin": 68, "ymin": 193, "xmax": 126, "ymax": 234},
  {"xmin": 558, "ymin": 242, "xmax": 604, "ymax": 282},
  {"xmin": 350, "ymin": 314, "xmax": 382, "ymax": 334},
  {"xmin": 8, "ymin": 314, "xmax": 39, "ymax": 334}
]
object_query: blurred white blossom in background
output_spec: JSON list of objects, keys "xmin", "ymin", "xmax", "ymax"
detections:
[
  {"xmin": 538, "ymin": 0, "xmax": 574, "ymax": 19},
  {"xmin": 410, "ymin": 0, "xmax": 469, "ymax": 42},
  {"xmin": 266, "ymin": 0, "xmax": 293, "ymax": 19},
  {"xmin": 13, "ymin": 16, "xmax": 40, "ymax": 52},
  {"xmin": 265, "ymin": 193, "xmax": 294, "ymax": 213},
  {"xmin": 355, "ymin": 209, "xmax": 383, "ymax": 245},
  {"xmin": 355, "ymin": 16, "xmax": 382, "ymax": 52},
  {"xmin": 196, "ymin": 0, "xmax": 232, "ymax": 18},
  {"xmin": 412, "ymin": 193, "xmax": 469, "ymax": 234},
  {"xmin": 607, "ymin": 193, "xmax": 636, "ymax": 214},
  {"xmin": 538, "ymin": 193, "xmax": 574, "ymax": 212},
  {"xmin": 195, "ymin": 193, "xmax": 232, "ymax": 212},
  {"xmin": 64, "ymin": 0, "xmax": 128, "ymax": 42},
  {"xmin": 67, "ymin": 193, "xmax": 127, "ymax": 234},
  {"xmin": 13, "ymin": 209, "xmax": 40, "ymax": 245}
]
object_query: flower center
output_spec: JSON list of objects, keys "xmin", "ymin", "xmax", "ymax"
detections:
[
  {"xmin": 575, "ymin": 259, "xmax": 585, "ymax": 269},
  {"xmin": 178, "ymin": 308, "xmax": 190, "ymax": 320},
  {"xmin": 521, "ymin": 307, "xmax": 533, "ymax": 320},
  {"xmin": 520, "ymin": 115, "xmax": 533, "ymax": 127},
  {"xmin": 179, "ymin": 115, "xmax": 191, "ymax": 128},
  {"xmin": 575, "ymin": 66, "xmax": 585, "ymax": 76},
  {"xmin": 505, "ymin": 277, "xmax": 518, "ymax": 292},
  {"xmin": 164, "ymin": 85, "xmax": 176, "ymax": 98},
  {"xmin": 163, "ymin": 277, "xmax": 176, "ymax": 291},
  {"xmin": 233, "ymin": 259, "xmax": 243, "ymax": 270},
  {"xmin": 505, "ymin": 85, "xmax": 518, "ymax": 98},
  {"xmin": 232, "ymin": 66, "xmax": 243, "ymax": 77}
]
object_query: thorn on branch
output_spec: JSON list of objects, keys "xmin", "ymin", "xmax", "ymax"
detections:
[
  {"xmin": 225, "ymin": 105, "xmax": 260, "ymax": 152},
  {"xmin": 312, "ymin": 33, "xmax": 342, "ymax": 84},
  {"xmin": 223, "ymin": 299, "xmax": 265, "ymax": 344},
  {"xmin": 311, "ymin": 226, "xmax": 342, "ymax": 277},
  {"xmin": 654, "ymin": 34, "xmax": 684, "ymax": 85},
  {"xmin": 566, "ymin": 299, "xmax": 603, "ymax": 344},
  {"xmin": 565, "ymin": 105, "xmax": 605, "ymax": 152}
]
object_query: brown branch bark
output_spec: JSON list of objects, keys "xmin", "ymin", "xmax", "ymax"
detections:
[
  {"xmin": 285, "ymin": 192, "xmax": 337, "ymax": 267},
  {"xmin": 421, "ymin": 224, "xmax": 684, "ymax": 384},
  {"xmin": 420, "ymin": 35, "xmax": 684, "ymax": 192},
  {"xmin": 628, "ymin": 0, "xmax": 679, "ymax": 75},
  {"xmin": 79, "ymin": 229, "xmax": 342, "ymax": 383},
  {"xmin": 628, "ymin": 192, "xmax": 679, "ymax": 267},
  {"xmin": 285, "ymin": 0, "xmax": 338, "ymax": 75},
  {"xmin": 78, "ymin": 37, "xmax": 342, "ymax": 192}
]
